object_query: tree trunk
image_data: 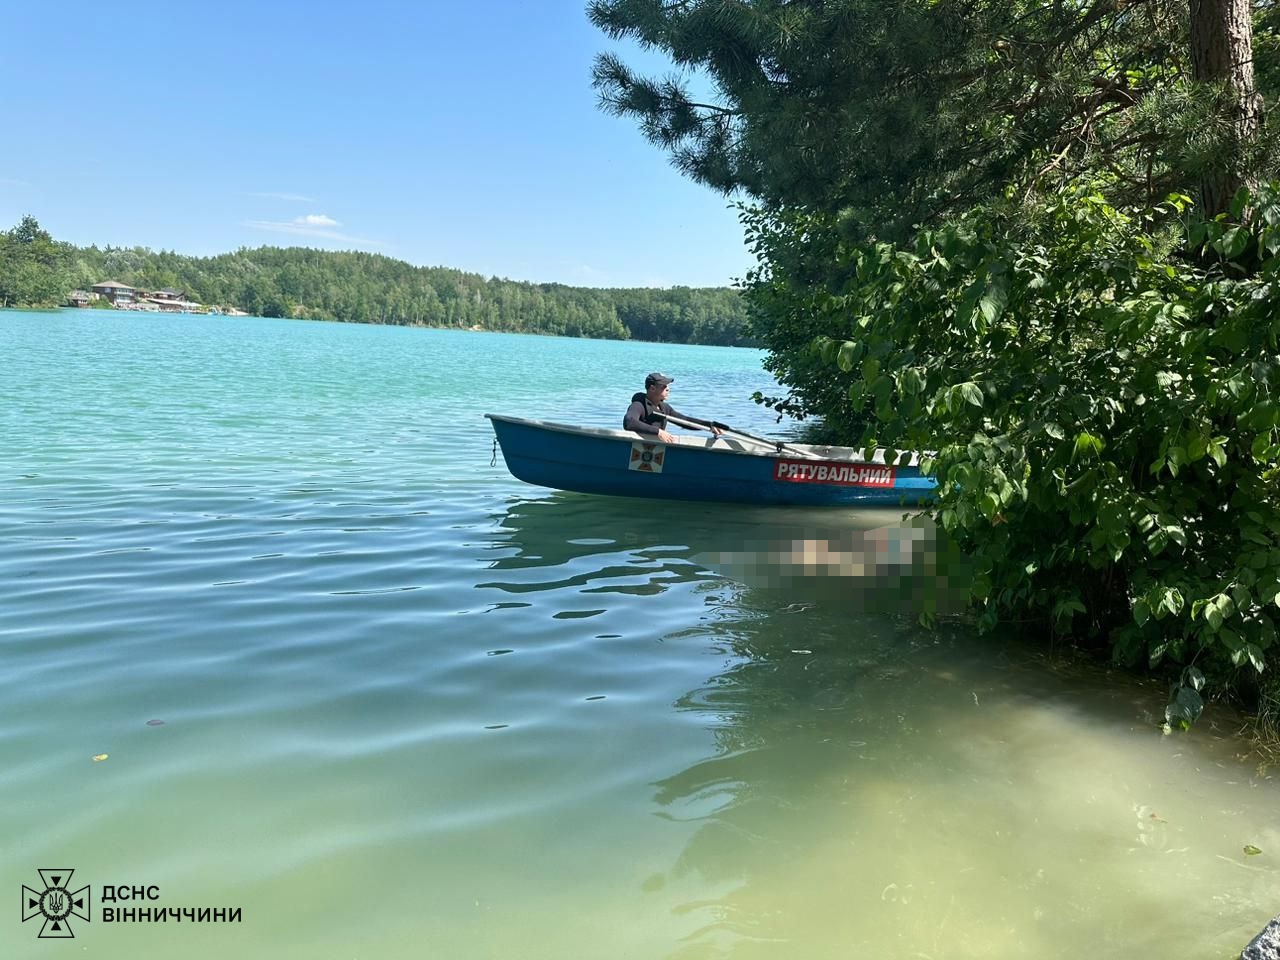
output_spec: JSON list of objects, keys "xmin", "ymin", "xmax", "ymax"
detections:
[{"xmin": 1190, "ymin": 0, "xmax": 1263, "ymax": 216}]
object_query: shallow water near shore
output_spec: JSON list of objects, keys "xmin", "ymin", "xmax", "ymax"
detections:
[{"xmin": 1, "ymin": 309, "xmax": 1277, "ymax": 958}]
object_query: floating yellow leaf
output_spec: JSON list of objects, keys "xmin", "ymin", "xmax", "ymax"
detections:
[{"xmin": 92, "ymin": 753, "xmax": 109, "ymax": 762}]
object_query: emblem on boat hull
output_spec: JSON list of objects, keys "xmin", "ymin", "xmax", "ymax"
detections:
[{"xmin": 629, "ymin": 441, "xmax": 666, "ymax": 473}]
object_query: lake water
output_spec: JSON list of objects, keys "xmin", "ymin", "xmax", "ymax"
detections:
[{"xmin": 1, "ymin": 308, "xmax": 1277, "ymax": 958}]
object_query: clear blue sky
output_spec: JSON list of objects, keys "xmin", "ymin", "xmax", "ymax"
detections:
[{"xmin": 2, "ymin": 1, "xmax": 754, "ymax": 289}]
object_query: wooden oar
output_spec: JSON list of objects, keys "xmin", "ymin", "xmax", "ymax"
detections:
[{"xmin": 659, "ymin": 410, "xmax": 820, "ymax": 459}]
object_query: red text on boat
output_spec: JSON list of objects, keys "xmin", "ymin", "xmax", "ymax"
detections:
[{"xmin": 772, "ymin": 459, "xmax": 895, "ymax": 487}]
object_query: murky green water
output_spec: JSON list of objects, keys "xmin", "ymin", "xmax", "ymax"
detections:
[{"xmin": 2, "ymin": 309, "xmax": 1276, "ymax": 958}]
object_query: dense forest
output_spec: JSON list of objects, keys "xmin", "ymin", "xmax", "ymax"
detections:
[
  {"xmin": 593, "ymin": 0, "xmax": 1280, "ymax": 727},
  {"xmin": 0, "ymin": 216, "xmax": 753, "ymax": 346}
]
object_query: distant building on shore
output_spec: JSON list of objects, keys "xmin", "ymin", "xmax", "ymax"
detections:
[
  {"xmin": 91, "ymin": 281, "xmax": 136, "ymax": 306},
  {"xmin": 143, "ymin": 293, "xmax": 205, "ymax": 312},
  {"xmin": 79, "ymin": 281, "xmax": 226, "ymax": 314}
]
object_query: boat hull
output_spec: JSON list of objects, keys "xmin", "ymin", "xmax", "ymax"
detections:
[{"xmin": 486, "ymin": 415, "xmax": 936, "ymax": 507}]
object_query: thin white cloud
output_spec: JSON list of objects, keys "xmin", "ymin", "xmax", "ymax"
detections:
[
  {"xmin": 0, "ymin": 177, "xmax": 31, "ymax": 188},
  {"xmin": 244, "ymin": 218, "xmax": 381, "ymax": 247},
  {"xmin": 249, "ymin": 191, "xmax": 317, "ymax": 203}
]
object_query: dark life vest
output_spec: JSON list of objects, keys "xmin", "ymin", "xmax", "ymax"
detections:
[{"xmin": 628, "ymin": 392, "xmax": 668, "ymax": 429}]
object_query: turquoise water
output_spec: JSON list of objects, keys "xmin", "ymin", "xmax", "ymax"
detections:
[{"xmin": 2, "ymin": 308, "xmax": 1277, "ymax": 958}]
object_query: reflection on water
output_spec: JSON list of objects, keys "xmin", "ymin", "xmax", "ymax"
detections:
[
  {"xmin": 482, "ymin": 495, "xmax": 730, "ymax": 596},
  {"xmin": 487, "ymin": 495, "xmax": 972, "ymax": 616}
]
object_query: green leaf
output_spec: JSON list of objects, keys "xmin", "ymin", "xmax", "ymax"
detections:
[
  {"xmin": 873, "ymin": 377, "xmax": 893, "ymax": 415},
  {"xmin": 1149, "ymin": 639, "xmax": 1169, "ymax": 666},
  {"xmin": 1149, "ymin": 529, "xmax": 1170, "ymax": 556},
  {"xmin": 1186, "ymin": 434, "xmax": 1208, "ymax": 463},
  {"xmin": 1053, "ymin": 598, "xmax": 1086, "ymax": 625},
  {"xmin": 959, "ymin": 382, "xmax": 983, "ymax": 408},
  {"xmin": 1073, "ymin": 432, "xmax": 1104, "ymax": 459},
  {"xmin": 1244, "ymin": 844, "xmax": 1263, "ymax": 856},
  {"xmin": 978, "ymin": 284, "xmax": 1007, "ymax": 324},
  {"xmin": 1208, "ymin": 437, "xmax": 1228, "ymax": 468},
  {"xmin": 836, "ymin": 340, "xmax": 860, "ymax": 372},
  {"xmin": 1206, "ymin": 599, "xmax": 1225, "ymax": 632},
  {"xmin": 1259, "ymin": 617, "xmax": 1278, "ymax": 649},
  {"xmin": 1242, "ymin": 401, "xmax": 1279, "ymax": 430},
  {"xmin": 1221, "ymin": 225, "xmax": 1249, "ymax": 259},
  {"xmin": 1133, "ymin": 599, "xmax": 1150, "ymax": 626},
  {"xmin": 971, "ymin": 573, "xmax": 992, "ymax": 600},
  {"xmin": 1165, "ymin": 685, "xmax": 1204, "ymax": 730},
  {"xmin": 1232, "ymin": 584, "xmax": 1253, "ymax": 609},
  {"xmin": 898, "ymin": 368, "xmax": 925, "ymax": 396}
]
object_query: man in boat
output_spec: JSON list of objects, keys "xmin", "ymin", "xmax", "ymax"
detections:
[{"xmin": 624, "ymin": 372, "xmax": 724, "ymax": 443}]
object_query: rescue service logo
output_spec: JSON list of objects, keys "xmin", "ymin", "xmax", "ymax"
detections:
[{"xmin": 21, "ymin": 869, "xmax": 90, "ymax": 938}]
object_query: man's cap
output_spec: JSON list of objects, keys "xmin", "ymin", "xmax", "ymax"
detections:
[{"xmin": 645, "ymin": 372, "xmax": 674, "ymax": 387}]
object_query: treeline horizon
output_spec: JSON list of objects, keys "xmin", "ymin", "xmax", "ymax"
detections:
[{"xmin": 0, "ymin": 216, "xmax": 755, "ymax": 346}]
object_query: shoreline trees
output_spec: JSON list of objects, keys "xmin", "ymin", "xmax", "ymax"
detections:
[
  {"xmin": 0, "ymin": 221, "xmax": 753, "ymax": 346},
  {"xmin": 592, "ymin": 0, "xmax": 1280, "ymax": 721},
  {"xmin": 0, "ymin": 216, "xmax": 71, "ymax": 309}
]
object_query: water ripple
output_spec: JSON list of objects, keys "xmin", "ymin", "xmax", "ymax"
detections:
[{"xmin": 1, "ymin": 312, "xmax": 1277, "ymax": 960}]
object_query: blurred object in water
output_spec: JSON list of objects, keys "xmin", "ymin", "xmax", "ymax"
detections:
[{"xmin": 695, "ymin": 515, "xmax": 972, "ymax": 616}]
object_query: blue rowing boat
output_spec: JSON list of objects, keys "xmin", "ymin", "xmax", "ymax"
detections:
[{"xmin": 486, "ymin": 414, "xmax": 937, "ymax": 507}]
